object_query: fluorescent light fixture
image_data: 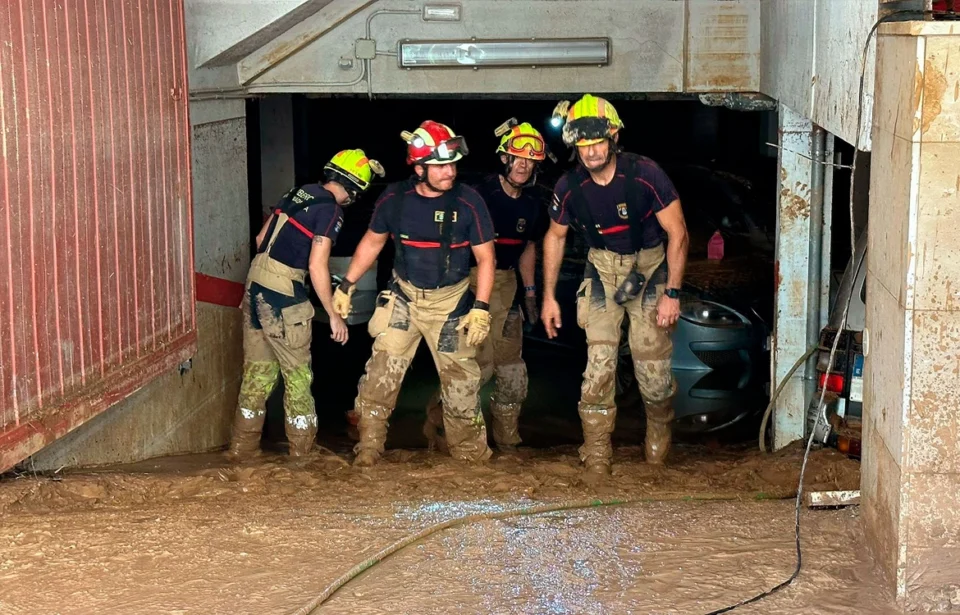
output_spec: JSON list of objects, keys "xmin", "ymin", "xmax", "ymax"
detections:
[
  {"xmin": 422, "ymin": 4, "xmax": 462, "ymax": 22},
  {"xmin": 398, "ymin": 38, "xmax": 610, "ymax": 68}
]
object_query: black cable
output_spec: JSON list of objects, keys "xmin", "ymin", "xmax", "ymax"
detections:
[{"xmin": 703, "ymin": 8, "xmax": 935, "ymax": 614}]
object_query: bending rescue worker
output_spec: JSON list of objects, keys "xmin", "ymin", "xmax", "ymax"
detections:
[
  {"xmin": 334, "ymin": 120, "xmax": 497, "ymax": 467},
  {"xmin": 542, "ymin": 94, "xmax": 689, "ymax": 475},
  {"xmin": 227, "ymin": 149, "xmax": 384, "ymax": 460},
  {"xmin": 423, "ymin": 118, "xmax": 550, "ymax": 454}
]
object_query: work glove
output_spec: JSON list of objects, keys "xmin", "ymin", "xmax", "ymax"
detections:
[
  {"xmin": 523, "ymin": 295, "xmax": 539, "ymax": 327},
  {"xmin": 457, "ymin": 302, "xmax": 492, "ymax": 347},
  {"xmin": 333, "ymin": 280, "xmax": 356, "ymax": 319}
]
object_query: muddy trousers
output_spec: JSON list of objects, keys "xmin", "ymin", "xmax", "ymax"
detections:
[
  {"xmin": 353, "ymin": 276, "xmax": 492, "ymax": 462},
  {"xmin": 424, "ymin": 269, "xmax": 528, "ymax": 450},
  {"xmin": 229, "ymin": 291, "xmax": 317, "ymax": 457},
  {"xmin": 576, "ymin": 246, "xmax": 677, "ymax": 467}
]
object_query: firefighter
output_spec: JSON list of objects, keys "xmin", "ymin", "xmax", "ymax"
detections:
[
  {"xmin": 542, "ymin": 94, "xmax": 689, "ymax": 474},
  {"xmin": 422, "ymin": 119, "xmax": 550, "ymax": 454},
  {"xmin": 334, "ymin": 120, "xmax": 496, "ymax": 467},
  {"xmin": 226, "ymin": 149, "xmax": 385, "ymax": 460}
]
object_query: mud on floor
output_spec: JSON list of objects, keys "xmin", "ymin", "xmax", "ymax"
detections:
[
  {"xmin": 0, "ymin": 444, "xmax": 890, "ymax": 614},
  {"xmin": 0, "ymin": 442, "xmax": 859, "ymax": 514}
]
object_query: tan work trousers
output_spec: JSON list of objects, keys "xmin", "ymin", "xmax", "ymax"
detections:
[
  {"xmin": 576, "ymin": 245, "xmax": 677, "ymax": 465},
  {"xmin": 424, "ymin": 268, "xmax": 527, "ymax": 448},
  {"xmin": 231, "ymin": 290, "xmax": 317, "ymax": 454},
  {"xmin": 353, "ymin": 275, "xmax": 492, "ymax": 462}
]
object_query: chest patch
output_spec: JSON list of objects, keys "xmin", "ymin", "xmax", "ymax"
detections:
[
  {"xmin": 617, "ymin": 203, "xmax": 629, "ymax": 220},
  {"xmin": 516, "ymin": 218, "xmax": 527, "ymax": 233},
  {"xmin": 434, "ymin": 211, "xmax": 458, "ymax": 223}
]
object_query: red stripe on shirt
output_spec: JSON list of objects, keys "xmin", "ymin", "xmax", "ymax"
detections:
[
  {"xmin": 400, "ymin": 239, "xmax": 471, "ymax": 249},
  {"xmin": 599, "ymin": 224, "xmax": 629, "ymax": 235},
  {"xmin": 275, "ymin": 208, "xmax": 313, "ymax": 239}
]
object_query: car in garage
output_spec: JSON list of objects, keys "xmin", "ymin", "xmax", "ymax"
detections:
[{"xmin": 806, "ymin": 232, "xmax": 867, "ymax": 457}]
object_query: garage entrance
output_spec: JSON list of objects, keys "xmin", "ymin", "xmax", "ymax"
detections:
[{"xmin": 250, "ymin": 94, "xmax": 790, "ymax": 458}]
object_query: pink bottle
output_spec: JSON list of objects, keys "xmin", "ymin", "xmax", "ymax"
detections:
[{"xmin": 707, "ymin": 231, "xmax": 724, "ymax": 260}]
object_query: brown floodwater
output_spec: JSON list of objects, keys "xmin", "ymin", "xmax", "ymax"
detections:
[{"xmin": 0, "ymin": 444, "xmax": 896, "ymax": 614}]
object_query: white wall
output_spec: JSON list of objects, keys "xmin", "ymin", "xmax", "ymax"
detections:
[{"xmin": 761, "ymin": 0, "xmax": 879, "ymax": 149}]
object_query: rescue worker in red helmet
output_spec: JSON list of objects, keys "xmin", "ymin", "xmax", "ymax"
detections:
[
  {"xmin": 542, "ymin": 94, "xmax": 689, "ymax": 475},
  {"xmin": 226, "ymin": 149, "xmax": 384, "ymax": 460},
  {"xmin": 422, "ymin": 118, "xmax": 552, "ymax": 454},
  {"xmin": 334, "ymin": 120, "xmax": 497, "ymax": 467}
]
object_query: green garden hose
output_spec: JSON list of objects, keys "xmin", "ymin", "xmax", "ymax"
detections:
[{"xmin": 291, "ymin": 491, "xmax": 793, "ymax": 615}]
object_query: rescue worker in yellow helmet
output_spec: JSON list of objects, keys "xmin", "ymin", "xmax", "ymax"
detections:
[
  {"xmin": 542, "ymin": 94, "xmax": 689, "ymax": 475},
  {"xmin": 226, "ymin": 149, "xmax": 385, "ymax": 461},
  {"xmin": 334, "ymin": 121, "xmax": 497, "ymax": 467},
  {"xmin": 422, "ymin": 119, "xmax": 551, "ymax": 455}
]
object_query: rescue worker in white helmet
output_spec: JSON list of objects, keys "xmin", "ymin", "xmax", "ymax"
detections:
[
  {"xmin": 334, "ymin": 120, "xmax": 496, "ymax": 467},
  {"xmin": 422, "ymin": 118, "xmax": 552, "ymax": 454},
  {"xmin": 542, "ymin": 94, "xmax": 689, "ymax": 475},
  {"xmin": 226, "ymin": 149, "xmax": 385, "ymax": 460}
]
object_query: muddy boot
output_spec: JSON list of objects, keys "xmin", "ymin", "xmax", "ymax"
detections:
[
  {"xmin": 578, "ymin": 403, "xmax": 615, "ymax": 475},
  {"xmin": 490, "ymin": 401, "xmax": 522, "ymax": 451},
  {"xmin": 423, "ymin": 394, "xmax": 449, "ymax": 454},
  {"xmin": 644, "ymin": 400, "xmax": 675, "ymax": 465},
  {"xmin": 224, "ymin": 408, "xmax": 266, "ymax": 462},
  {"xmin": 353, "ymin": 449, "xmax": 380, "ymax": 467},
  {"xmin": 287, "ymin": 432, "xmax": 316, "ymax": 458},
  {"xmin": 354, "ymin": 403, "xmax": 389, "ymax": 467}
]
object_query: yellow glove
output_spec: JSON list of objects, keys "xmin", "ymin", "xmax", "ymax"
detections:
[
  {"xmin": 457, "ymin": 305, "xmax": 492, "ymax": 347},
  {"xmin": 333, "ymin": 280, "xmax": 356, "ymax": 319}
]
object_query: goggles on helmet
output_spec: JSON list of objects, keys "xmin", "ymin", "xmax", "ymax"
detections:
[
  {"xmin": 419, "ymin": 135, "xmax": 469, "ymax": 165},
  {"xmin": 562, "ymin": 116, "xmax": 615, "ymax": 147},
  {"xmin": 505, "ymin": 134, "xmax": 545, "ymax": 159}
]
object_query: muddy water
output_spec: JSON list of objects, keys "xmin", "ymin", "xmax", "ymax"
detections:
[{"xmin": 0, "ymin": 445, "xmax": 896, "ymax": 614}]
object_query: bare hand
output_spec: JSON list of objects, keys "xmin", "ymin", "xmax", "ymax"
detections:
[
  {"xmin": 523, "ymin": 294, "xmax": 539, "ymax": 327},
  {"xmin": 541, "ymin": 297, "xmax": 562, "ymax": 339},
  {"xmin": 656, "ymin": 295, "xmax": 680, "ymax": 328},
  {"xmin": 329, "ymin": 314, "xmax": 349, "ymax": 345}
]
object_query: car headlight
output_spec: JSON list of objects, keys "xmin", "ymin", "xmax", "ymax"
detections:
[{"xmin": 681, "ymin": 300, "xmax": 747, "ymax": 327}]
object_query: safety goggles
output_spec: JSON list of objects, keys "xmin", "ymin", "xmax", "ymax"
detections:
[
  {"xmin": 422, "ymin": 136, "xmax": 469, "ymax": 164},
  {"xmin": 506, "ymin": 134, "xmax": 546, "ymax": 160},
  {"xmin": 562, "ymin": 116, "xmax": 614, "ymax": 146}
]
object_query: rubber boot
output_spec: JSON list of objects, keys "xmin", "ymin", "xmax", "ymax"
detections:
[
  {"xmin": 422, "ymin": 393, "xmax": 449, "ymax": 454},
  {"xmin": 644, "ymin": 400, "xmax": 675, "ymax": 465},
  {"xmin": 224, "ymin": 409, "xmax": 265, "ymax": 462},
  {"xmin": 353, "ymin": 406, "xmax": 389, "ymax": 467},
  {"xmin": 286, "ymin": 431, "xmax": 316, "ymax": 458},
  {"xmin": 578, "ymin": 403, "xmax": 615, "ymax": 477},
  {"xmin": 353, "ymin": 449, "xmax": 380, "ymax": 467},
  {"xmin": 490, "ymin": 401, "xmax": 522, "ymax": 451}
]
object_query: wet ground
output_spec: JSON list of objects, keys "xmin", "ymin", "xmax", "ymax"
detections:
[
  {"xmin": 0, "ymin": 328, "xmax": 891, "ymax": 614},
  {"xmin": 0, "ymin": 439, "xmax": 892, "ymax": 615}
]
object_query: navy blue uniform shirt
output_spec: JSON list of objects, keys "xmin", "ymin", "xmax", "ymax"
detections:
[
  {"xmin": 370, "ymin": 180, "xmax": 494, "ymax": 289},
  {"xmin": 551, "ymin": 155, "xmax": 678, "ymax": 254},
  {"xmin": 249, "ymin": 183, "xmax": 342, "ymax": 318},
  {"xmin": 470, "ymin": 174, "xmax": 543, "ymax": 271},
  {"xmin": 259, "ymin": 184, "xmax": 343, "ymax": 270}
]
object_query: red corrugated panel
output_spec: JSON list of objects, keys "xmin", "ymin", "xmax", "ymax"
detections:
[{"xmin": 0, "ymin": 0, "xmax": 196, "ymax": 472}]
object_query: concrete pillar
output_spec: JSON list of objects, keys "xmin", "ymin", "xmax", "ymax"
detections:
[
  {"xmin": 259, "ymin": 94, "xmax": 295, "ymax": 216},
  {"xmin": 772, "ymin": 104, "xmax": 817, "ymax": 449},
  {"xmin": 862, "ymin": 20, "xmax": 960, "ymax": 611}
]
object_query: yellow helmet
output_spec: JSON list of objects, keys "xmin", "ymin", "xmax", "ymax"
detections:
[
  {"xmin": 494, "ymin": 118, "xmax": 547, "ymax": 161},
  {"xmin": 323, "ymin": 149, "xmax": 385, "ymax": 193},
  {"xmin": 552, "ymin": 94, "xmax": 624, "ymax": 147}
]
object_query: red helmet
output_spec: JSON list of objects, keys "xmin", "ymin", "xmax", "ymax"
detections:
[{"xmin": 402, "ymin": 120, "xmax": 469, "ymax": 165}]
